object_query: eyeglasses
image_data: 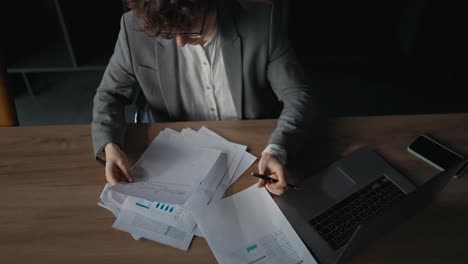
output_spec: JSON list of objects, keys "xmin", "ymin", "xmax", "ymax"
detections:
[{"xmin": 160, "ymin": 13, "xmax": 207, "ymax": 39}]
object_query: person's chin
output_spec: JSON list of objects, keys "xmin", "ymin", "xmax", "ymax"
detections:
[{"xmin": 187, "ymin": 39, "xmax": 202, "ymax": 46}]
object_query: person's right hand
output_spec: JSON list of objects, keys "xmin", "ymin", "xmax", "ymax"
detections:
[{"xmin": 104, "ymin": 143, "xmax": 134, "ymax": 185}]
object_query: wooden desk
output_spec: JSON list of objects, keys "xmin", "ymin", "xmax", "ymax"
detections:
[{"xmin": 1, "ymin": 114, "xmax": 468, "ymax": 263}]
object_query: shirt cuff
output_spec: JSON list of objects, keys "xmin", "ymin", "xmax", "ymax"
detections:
[{"xmin": 262, "ymin": 144, "xmax": 287, "ymax": 166}]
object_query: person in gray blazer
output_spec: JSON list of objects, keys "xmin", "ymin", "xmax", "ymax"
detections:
[{"xmin": 92, "ymin": 0, "xmax": 316, "ymax": 195}]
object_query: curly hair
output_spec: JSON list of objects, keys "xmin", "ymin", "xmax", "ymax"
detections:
[{"xmin": 128, "ymin": 0, "xmax": 217, "ymax": 37}]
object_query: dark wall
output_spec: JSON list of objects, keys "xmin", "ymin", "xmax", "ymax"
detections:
[{"xmin": 287, "ymin": 0, "xmax": 467, "ymax": 116}]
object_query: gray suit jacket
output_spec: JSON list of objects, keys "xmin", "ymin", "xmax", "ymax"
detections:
[{"xmin": 92, "ymin": 0, "xmax": 316, "ymax": 163}]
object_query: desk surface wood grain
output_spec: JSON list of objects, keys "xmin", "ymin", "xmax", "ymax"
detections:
[{"xmin": 1, "ymin": 114, "xmax": 468, "ymax": 263}]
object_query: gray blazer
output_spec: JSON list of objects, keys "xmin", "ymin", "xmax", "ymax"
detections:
[{"xmin": 92, "ymin": 0, "xmax": 316, "ymax": 162}]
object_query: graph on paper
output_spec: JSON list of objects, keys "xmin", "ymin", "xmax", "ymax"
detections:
[
  {"xmin": 123, "ymin": 196, "xmax": 196, "ymax": 233},
  {"xmin": 228, "ymin": 230, "xmax": 304, "ymax": 264}
]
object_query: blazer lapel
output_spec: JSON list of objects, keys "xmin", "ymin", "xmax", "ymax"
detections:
[
  {"xmin": 155, "ymin": 38, "xmax": 184, "ymax": 120},
  {"xmin": 218, "ymin": 2, "xmax": 243, "ymax": 119}
]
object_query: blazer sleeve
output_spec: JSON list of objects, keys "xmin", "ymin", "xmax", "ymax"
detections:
[
  {"xmin": 266, "ymin": 2, "xmax": 318, "ymax": 163},
  {"xmin": 91, "ymin": 14, "xmax": 137, "ymax": 158}
]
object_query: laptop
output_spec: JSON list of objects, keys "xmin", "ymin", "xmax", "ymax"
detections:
[{"xmin": 274, "ymin": 147, "xmax": 467, "ymax": 264}]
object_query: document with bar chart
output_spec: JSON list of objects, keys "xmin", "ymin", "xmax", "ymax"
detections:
[
  {"xmin": 99, "ymin": 127, "xmax": 257, "ymax": 251},
  {"xmin": 191, "ymin": 185, "xmax": 317, "ymax": 264}
]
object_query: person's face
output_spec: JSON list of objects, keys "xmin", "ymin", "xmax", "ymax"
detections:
[
  {"xmin": 175, "ymin": 12, "xmax": 208, "ymax": 47},
  {"xmin": 161, "ymin": 10, "xmax": 214, "ymax": 47}
]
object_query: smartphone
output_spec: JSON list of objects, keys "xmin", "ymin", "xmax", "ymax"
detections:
[{"xmin": 407, "ymin": 135, "xmax": 464, "ymax": 171}]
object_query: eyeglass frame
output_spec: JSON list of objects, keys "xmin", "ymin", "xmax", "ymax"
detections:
[{"xmin": 159, "ymin": 11, "xmax": 207, "ymax": 39}]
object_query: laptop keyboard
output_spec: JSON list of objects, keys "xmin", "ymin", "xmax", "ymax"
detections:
[{"xmin": 308, "ymin": 175, "xmax": 405, "ymax": 250}]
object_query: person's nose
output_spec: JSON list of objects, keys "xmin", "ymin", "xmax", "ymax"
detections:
[{"xmin": 176, "ymin": 35, "xmax": 188, "ymax": 47}]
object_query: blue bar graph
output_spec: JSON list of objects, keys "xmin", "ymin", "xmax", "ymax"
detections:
[{"xmin": 153, "ymin": 201, "xmax": 175, "ymax": 214}]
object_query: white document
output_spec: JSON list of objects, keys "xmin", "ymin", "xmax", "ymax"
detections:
[
  {"xmin": 99, "ymin": 183, "xmax": 122, "ymax": 217},
  {"xmin": 114, "ymin": 151, "xmax": 227, "ymax": 233},
  {"xmin": 193, "ymin": 127, "xmax": 257, "ymax": 237},
  {"xmin": 113, "ymin": 206, "xmax": 194, "ymax": 251},
  {"xmin": 211, "ymin": 151, "xmax": 257, "ymax": 202},
  {"xmin": 198, "ymin": 126, "xmax": 257, "ymax": 185},
  {"xmin": 100, "ymin": 183, "xmax": 199, "ymax": 245},
  {"xmin": 191, "ymin": 185, "xmax": 317, "ymax": 264},
  {"xmin": 184, "ymin": 153, "xmax": 228, "ymax": 212},
  {"xmin": 110, "ymin": 133, "xmax": 222, "ymax": 203},
  {"xmin": 178, "ymin": 128, "xmax": 246, "ymax": 184},
  {"xmin": 197, "ymin": 127, "xmax": 257, "ymax": 200},
  {"xmin": 231, "ymin": 152, "xmax": 256, "ymax": 185},
  {"xmin": 99, "ymin": 183, "xmax": 142, "ymax": 240}
]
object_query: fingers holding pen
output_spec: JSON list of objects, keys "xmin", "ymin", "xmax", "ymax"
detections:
[
  {"xmin": 265, "ymin": 167, "xmax": 287, "ymax": 196},
  {"xmin": 257, "ymin": 152, "xmax": 288, "ymax": 196}
]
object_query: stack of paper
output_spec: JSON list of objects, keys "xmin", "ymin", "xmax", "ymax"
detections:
[{"xmin": 98, "ymin": 127, "xmax": 257, "ymax": 250}]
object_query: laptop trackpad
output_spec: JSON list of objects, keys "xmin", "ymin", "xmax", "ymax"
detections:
[{"xmin": 321, "ymin": 166, "xmax": 356, "ymax": 201}]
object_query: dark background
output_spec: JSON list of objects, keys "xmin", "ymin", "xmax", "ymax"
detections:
[{"xmin": 1, "ymin": 0, "xmax": 466, "ymax": 125}]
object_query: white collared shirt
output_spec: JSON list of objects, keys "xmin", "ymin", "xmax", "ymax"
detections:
[
  {"xmin": 177, "ymin": 29, "xmax": 238, "ymax": 121},
  {"xmin": 175, "ymin": 28, "xmax": 288, "ymax": 165}
]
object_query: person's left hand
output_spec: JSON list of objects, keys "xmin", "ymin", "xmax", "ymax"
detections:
[{"xmin": 257, "ymin": 152, "xmax": 288, "ymax": 195}]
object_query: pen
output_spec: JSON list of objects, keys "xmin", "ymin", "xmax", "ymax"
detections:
[{"xmin": 251, "ymin": 172, "xmax": 298, "ymax": 190}]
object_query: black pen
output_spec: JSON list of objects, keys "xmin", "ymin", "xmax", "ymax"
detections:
[{"xmin": 251, "ymin": 172, "xmax": 298, "ymax": 190}]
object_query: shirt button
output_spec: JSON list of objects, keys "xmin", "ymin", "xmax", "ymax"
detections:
[
  {"xmin": 206, "ymin": 86, "xmax": 211, "ymax": 90},
  {"xmin": 203, "ymin": 62, "xmax": 208, "ymax": 66},
  {"xmin": 210, "ymin": 108, "xmax": 215, "ymax": 112}
]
